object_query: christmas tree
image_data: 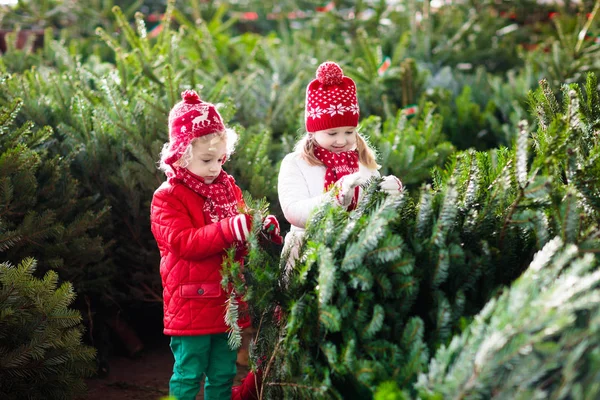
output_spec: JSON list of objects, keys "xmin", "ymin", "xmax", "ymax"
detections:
[
  {"xmin": 413, "ymin": 237, "xmax": 600, "ymax": 399},
  {"xmin": 222, "ymin": 73, "xmax": 600, "ymax": 398},
  {"xmin": 0, "ymin": 98, "xmax": 115, "ymax": 370},
  {"xmin": 0, "ymin": 257, "xmax": 96, "ymax": 399}
]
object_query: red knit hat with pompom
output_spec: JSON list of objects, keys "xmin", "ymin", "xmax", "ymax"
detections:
[
  {"xmin": 163, "ymin": 90, "xmax": 226, "ymax": 165},
  {"xmin": 305, "ymin": 61, "xmax": 359, "ymax": 133}
]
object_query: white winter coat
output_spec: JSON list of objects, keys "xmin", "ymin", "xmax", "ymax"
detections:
[{"xmin": 277, "ymin": 152, "xmax": 379, "ymax": 265}]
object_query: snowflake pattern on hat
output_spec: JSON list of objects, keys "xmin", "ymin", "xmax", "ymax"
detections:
[{"xmin": 305, "ymin": 62, "xmax": 360, "ymax": 132}]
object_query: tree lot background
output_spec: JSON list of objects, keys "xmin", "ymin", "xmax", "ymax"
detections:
[{"xmin": 1, "ymin": 0, "xmax": 600, "ymax": 398}]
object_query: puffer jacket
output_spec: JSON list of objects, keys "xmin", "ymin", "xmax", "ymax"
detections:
[{"xmin": 150, "ymin": 179, "xmax": 250, "ymax": 336}]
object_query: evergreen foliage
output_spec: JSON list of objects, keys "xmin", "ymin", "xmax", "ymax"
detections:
[
  {"xmin": 524, "ymin": 1, "xmax": 600, "ymax": 89},
  {"xmin": 0, "ymin": 2, "xmax": 293, "ymax": 321},
  {"xmin": 0, "ymin": 98, "xmax": 113, "ymax": 308},
  {"xmin": 224, "ymin": 186, "xmax": 428, "ymax": 399},
  {"xmin": 364, "ymin": 102, "xmax": 455, "ymax": 186},
  {"xmin": 4, "ymin": 0, "xmax": 593, "ymax": 152},
  {"xmin": 414, "ymin": 237, "xmax": 600, "ymax": 399},
  {"xmin": 1, "ymin": 5, "xmax": 177, "ymax": 307},
  {"xmin": 0, "ymin": 257, "xmax": 96, "ymax": 399},
  {"xmin": 225, "ymin": 74, "xmax": 600, "ymax": 398},
  {"xmin": 434, "ymin": 85, "xmax": 501, "ymax": 150},
  {"xmin": 0, "ymin": 0, "xmax": 142, "ymax": 34},
  {"xmin": 1, "ymin": 4, "xmax": 599, "ymax": 397},
  {"xmin": 221, "ymin": 196, "xmax": 285, "ymax": 351}
]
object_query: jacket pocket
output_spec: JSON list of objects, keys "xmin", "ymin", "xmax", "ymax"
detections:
[{"xmin": 179, "ymin": 282, "xmax": 223, "ymax": 299}]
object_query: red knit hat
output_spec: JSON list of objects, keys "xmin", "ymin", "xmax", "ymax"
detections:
[
  {"xmin": 305, "ymin": 61, "xmax": 359, "ymax": 133},
  {"xmin": 163, "ymin": 90, "xmax": 226, "ymax": 165}
]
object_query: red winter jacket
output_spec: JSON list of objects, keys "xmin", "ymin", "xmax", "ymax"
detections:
[{"xmin": 150, "ymin": 179, "xmax": 250, "ymax": 336}]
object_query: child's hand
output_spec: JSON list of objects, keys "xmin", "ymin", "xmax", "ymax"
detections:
[
  {"xmin": 379, "ymin": 175, "xmax": 403, "ymax": 194},
  {"xmin": 333, "ymin": 171, "xmax": 370, "ymax": 207},
  {"xmin": 229, "ymin": 214, "xmax": 252, "ymax": 242},
  {"xmin": 262, "ymin": 215, "xmax": 283, "ymax": 245}
]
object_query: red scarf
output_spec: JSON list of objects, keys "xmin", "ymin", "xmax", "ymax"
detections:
[
  {"xmin": 171, "ymin": 168, "xmax": 240, "ymax": 223},
  {"xmin": 313, "ymin": 145, "xmax": 360, "ymax": 209}
]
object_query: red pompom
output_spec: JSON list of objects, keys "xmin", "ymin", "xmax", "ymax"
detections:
[
  {"xmin": 316, "ymin": 62, "xmax": 343, "ymax": 86},
  {"xmin": 181, "ymin": 89, "xmax": 201, "ymax": 103}
]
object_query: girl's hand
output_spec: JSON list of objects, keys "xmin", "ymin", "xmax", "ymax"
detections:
[
  {"xmin": 333, "ymin": 171, "xmax": 371, "ymax": 207},
  {"xmin": 379, "ymin": 175, "xmax": 403, "ymax": 194},
  {"xmin": 262, "ymin": 215, "xmax": 283, "ymax": 245}
]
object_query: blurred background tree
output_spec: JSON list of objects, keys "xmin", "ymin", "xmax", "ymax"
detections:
[{"xmin": 0, "ymin": 0, "xmax": 598, "ymax": 397}]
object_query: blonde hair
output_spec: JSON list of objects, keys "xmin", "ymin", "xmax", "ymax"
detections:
[
  {"xmin": 295, "ymin": 130, "xmax": 379, "ymax": 170},
  {"xmin": 159, "ymin": 128, "xmax": 239, "ymax": 176}
]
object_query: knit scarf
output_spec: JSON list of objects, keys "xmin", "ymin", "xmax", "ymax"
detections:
[
  {"xmin": 171, "ymin": 168, "xmax": 239, "ymax": 223},
  {"xmin": 313, "ymin": 144, "xmax": 360, "ymax": 209}
]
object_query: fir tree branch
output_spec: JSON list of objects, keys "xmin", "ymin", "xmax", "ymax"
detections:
[
  {"xmin": 259, "ymin": 339, "xmax": 282, "ymax": 400},
  {"xmin": 266, "ymin": 381, "xmax": 322, "ymax": 391},
  {"xmin": 498, "ymin": 188, "xmax": 524, "ymax": 250},
  {"xmin": 574, "ymin": 0, "xmax": 600, "ymax": 55}
]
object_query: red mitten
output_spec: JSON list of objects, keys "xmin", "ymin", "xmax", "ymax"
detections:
[
  {"xmin": 262, "ymin": 215, "xmax": 283, "ymax": 245},
  {"xmin": 274, "ymin": 305, "xmax": 283, "ymax": 325},
  {"xmin": 229, "ymin": 214, "xmax": 252, "ymax": 242},
  {"xmin": 231, "ymin": 369, "xmax": 262, "ymax": 400}
]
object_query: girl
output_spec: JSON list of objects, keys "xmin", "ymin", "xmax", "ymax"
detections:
[
  {"xmin": 150, "ymin": 90, "xmax": 281, "ymax": 400},
  {"xmin": 278, "ymin": 61, "xmax": 403, "ymax": 262}
]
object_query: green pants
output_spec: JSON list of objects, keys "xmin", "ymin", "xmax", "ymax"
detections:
[{"xmin": 169, "ymin": 334, "xmax": 237, "ymax": 400}]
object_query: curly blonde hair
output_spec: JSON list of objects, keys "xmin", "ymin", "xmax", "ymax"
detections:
[{"xmin": 295, "ymin": 129, "xmax": 379, "ymax": 170}]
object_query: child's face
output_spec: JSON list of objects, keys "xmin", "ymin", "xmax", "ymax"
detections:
[
  {"xmin": 313, "ymin": 126, "xmax": 357, "ymax": 153},
  {"xmin": 187, "ymin": 138, "xmax": 227, "ymax": 184}
]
